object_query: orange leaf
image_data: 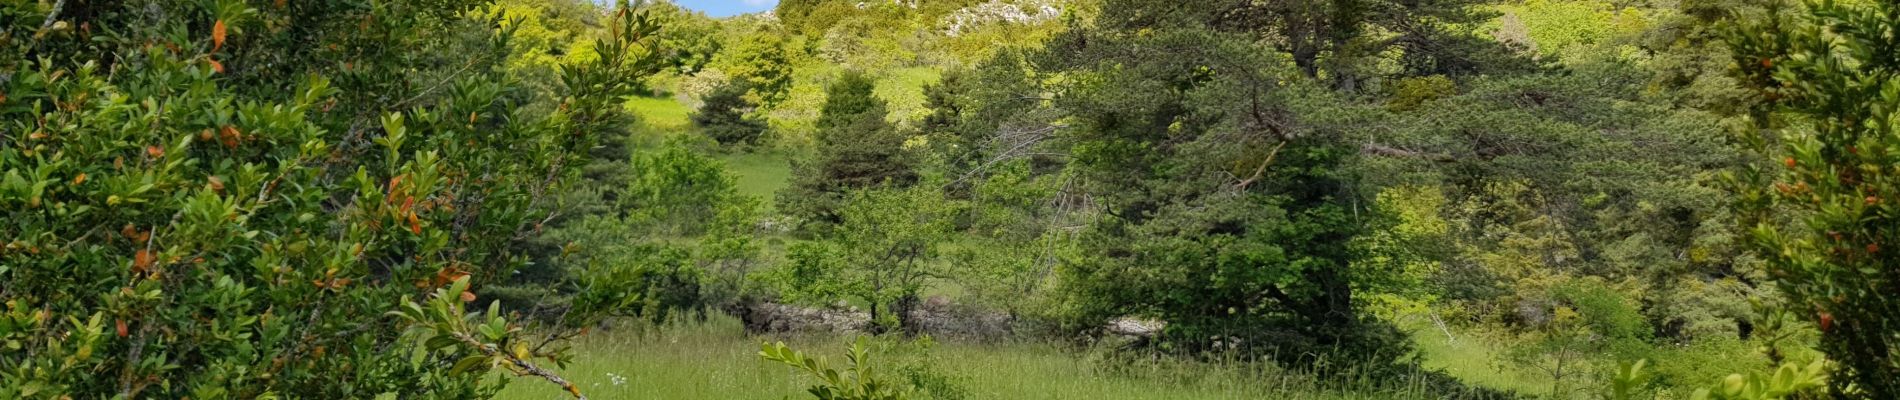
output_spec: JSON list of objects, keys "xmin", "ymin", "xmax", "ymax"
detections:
[
  {"xmin": 386, "ymin": 175, "xmax": 406, "ymax": 202},
  {"xmin": 133, "ymin": 249, "xmax": 153, "ymax": 274},
  {"xmin": 71, "ymin": 173, "xmax": 87, "ymax": 186},
  {"xmin": 409, "ymin": 218, "xmax": 422, "ymax": 235},
  {"xmin": 116, "ymin": 319, "xmax": 129, "ymax": 338},
  {"xmin": 146, "ymin": 145, "xmax": 165, "ymax": 158},
  {"xmin": 220, "ymin": 125, "xmax": 241, "ymax": 148},
  {"xmin": 208, "ymin": 58, "xmax": 224, "ymax": 73},
  {"xmin": 212, "ymin": 20, "xmax": 227, "ymax": 51},
  {"xmin": 459, "ymin": 291, "xmax": 476, "ymax": 303},
  {"xmin": 208, "ymin": 176, "xmax": 225, "ymax": 192}
]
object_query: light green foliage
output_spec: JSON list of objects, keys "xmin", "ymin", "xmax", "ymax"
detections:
[
  {"xmin": 1489, "ymin": 0, "xmax": 1653, "ymax": 58},
  {"xmin": 1686, "ymin": 360, "xmax": 1827, "ymax": 400},
  {"xmin": 818, "ymin": 10, "xmax": 920, "ymax": 72},
  {"xmin": 773, "ymin": 186, "xmax": 962, "ymax": 332},
  {"xmin": 488, "ymin": 0, "xmax": 605, "ymax": 70},
  {"xmin": 947, "ymin": 163, "xmax": 1074, "ymax": 316},
  {"xmin": 1504, "ymin": 278, "xmax": 1647, "ymax": 398},
  {"xmin": 1605, "ymin": 354, "xmax": 1828, "ymax": 400},
  {"xmin": 646, "ymin": 1, "xmax": 723, "ymax": 76},
  {"xmin": 709, "ymin": 26, "xmax": 796, "ymax": 106},
  {"xmin": 694, "ymin": 194, "xmax": 769, "ymax": 309},
  {"xmin": 875, "ymin": 67, "xmax": 945, "ymax": 123},
  {"xmin": 1353, "ymin": 185, "xmax": 1452, "ymax": 318},
  {"xmin": 1607, "ymin": 359, "xmax": 1654, "ymax": 400},
  {"xmin": 0, "ymin": 0, "xmax": 660, "ymax": 397},
  {"xmin": 1726, "ymin": 0, "xmax": 1900, "ymax": 396},
  {"xmin": 762, "ymin": 338, "xmax": 915, "ymax": 400},
  {"xmin": 1387, "ymin": 75, "xmax": 1458, "ymax": 111},
  {"xmin": 776, "ymin": 0, "xmax": 861, "ymax": 37}
]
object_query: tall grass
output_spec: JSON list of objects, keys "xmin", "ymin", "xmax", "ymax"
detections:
[{"xmin": 493, "ymin": 316, "xmax": 1459, "ymax": 400}]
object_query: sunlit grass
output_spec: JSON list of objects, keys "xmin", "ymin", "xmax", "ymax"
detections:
[
  {"xmin": 717, "ymin": 151, "xmax": 794, "ymax": 209},
  {"xmin": 1403, "ymin": 317, "xmax": 1552, "ymax": 396},
  {"xmin": 494, "ymin": 316, "xmax": 1456, "ymax": 400},
  {"xmin": 626, "ymin": 96, "xmax": 693, "ymax": 133},
  {"xmin": 618, "ymin": 94, "xmax": 796, "ymax": 208},
  {"xmin": 875, "ymin": 67, "xmax": 942, "ymax": 123}
]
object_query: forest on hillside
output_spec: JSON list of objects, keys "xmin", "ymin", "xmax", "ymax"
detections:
[{"xmin": 3, "ymin": 0, "xmax": 1898, "ymax": 398}]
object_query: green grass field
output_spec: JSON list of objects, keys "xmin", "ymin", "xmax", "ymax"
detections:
[
  {"xmin": 717, "ymin": 151, "xmax": 794, "ymax": 206},
  {"xmin": 492, "ymin": 316, "xmax": 1450, "ymax": 400}
]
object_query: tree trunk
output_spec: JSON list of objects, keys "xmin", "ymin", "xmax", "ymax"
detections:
[{"xmin": 895, "ymin": 293, "xmax": 921, "ymax": 336}]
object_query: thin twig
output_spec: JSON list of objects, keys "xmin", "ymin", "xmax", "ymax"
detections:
[
  {"xmin": 453, "ymin": 332, "xmax": 589, "ymax": 400},
  {"xmin": 1232, "ymin": 140, "xmax": 1288, "ymax": 190},
  {"xmin": 39, "ymin": 0, "xmax": 68, "ymax": 31}
]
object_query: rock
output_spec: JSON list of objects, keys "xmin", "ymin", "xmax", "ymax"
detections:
[
  {"xmin": 1105, "ymin": 317, "xmax": 1164, "ymax": 338},
  {"xmin": 733, "ymin": 302, "xmax": 871, "ymax": 335},
  {"xmin": 940, "ymin": 0, "xmax": 1063, "ymax": 37},
  {"xmin": 731, "ymin": 299, "xmax": 1021, "ymax": 340}
]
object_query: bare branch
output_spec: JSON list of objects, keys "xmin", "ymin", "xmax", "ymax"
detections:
[{"xmin": 1360, "ymin": 142, "xmax": 1456, "ymax": 162}]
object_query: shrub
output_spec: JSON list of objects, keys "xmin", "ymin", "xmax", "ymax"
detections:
[
  {"xmin": 0, "ymin": 1, "xmax": 661, "ymax": 397},
  {"xmin": 1727, "ymin": 0, "xmax": 1900, "ymax": 395},
  {"xmin": 761, "ymin": 338, "xmax": 916, "ymax": 400}
]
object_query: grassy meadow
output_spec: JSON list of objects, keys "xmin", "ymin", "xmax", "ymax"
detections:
[{"xmin": 492, "ymin": 316, "xmax": 1461, "ymax": 400}]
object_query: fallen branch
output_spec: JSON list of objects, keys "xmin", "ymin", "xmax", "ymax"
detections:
[{"xmin": 1360, "ymin": 142, "xmax": 1456, "ymax": 162}]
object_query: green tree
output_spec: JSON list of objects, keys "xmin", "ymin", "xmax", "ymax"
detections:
[
  {"xmin": 693, "ymin": 79, "xmax": 769, "ymax": 146},
  {"xmin": 1726, "ymin": 0, "xmax": 1900, "ymax": 396},
  {"xmin": 778, "ymin": 72, "xmax": 919, "ymax": 230},
  {"xmin": 623, "ymin": 141, "xmax": 746, "ymax": 234},
  {"xmin": 776, "ymin": 0, "xmax": 858, "ymax": 37},
  {"xmin": 0, "ymin": 0, "xmax": 660, "ymax": 398},
  {"xmin": 1019, "ymin": 0, "xmax": 1403, "ymax": 360},
  {"xmin": 713, "ymin": 27, "xmax": 796, "ymax": 106},
  {"xmin": 774, "ymin": 187, "xmax": 959, "ymax": 334}
]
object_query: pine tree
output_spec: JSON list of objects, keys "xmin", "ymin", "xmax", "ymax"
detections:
[
  {"xmin": 693, "ymin": 79, "xmax": 769, "ymax": 146},
  {"xmin": 777, "ymin": 72, "xmax": 918, "ymax": 231}
]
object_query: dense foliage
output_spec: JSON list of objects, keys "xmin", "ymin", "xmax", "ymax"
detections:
[
  {"xmin": 0, "ymin": 0, "xmax": 658, "ymax": 397},
  {"xmin": 10, "ymin": 0, "xmax": 1900, "ymax": 399},
  {"xmin": 1727, "ymin": 0, "xmax": 1900, "ymax": 396}
]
